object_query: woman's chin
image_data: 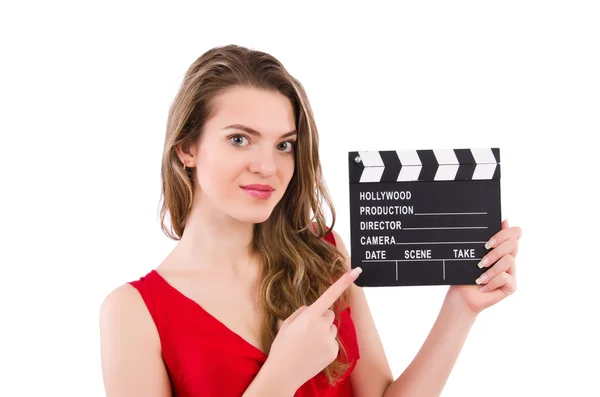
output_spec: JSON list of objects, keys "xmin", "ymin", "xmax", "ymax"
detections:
[{"xmin": 231, "ymin": 208, "xmax": 274, "ymax": 225}]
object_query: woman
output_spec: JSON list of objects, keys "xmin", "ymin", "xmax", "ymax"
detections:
[{"xmin": 99, "ymin": 44, "xmax": 522, "ymax": 397}]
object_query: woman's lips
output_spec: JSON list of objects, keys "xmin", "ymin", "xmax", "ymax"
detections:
[{"xmin": 240, "ymin": 186, "xmax": 273, "ymax": 200}]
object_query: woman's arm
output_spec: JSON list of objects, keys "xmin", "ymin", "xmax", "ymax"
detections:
[
  {"xmin": 99, "ymin": 284, "xmax": 172, "ymax": 397},
  {"xmin": 329, "ymin": 229, "xmax": 476, "ymax": 397}
]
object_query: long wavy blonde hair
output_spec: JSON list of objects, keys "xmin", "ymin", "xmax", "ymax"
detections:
[{"xmin": 159, "ymin": 44, "xmax": 352, "ymax": 385}]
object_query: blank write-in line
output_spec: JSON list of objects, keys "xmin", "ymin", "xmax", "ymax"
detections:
[
  {"xmin": 403, "ymin": 227, "xmax": 488, "ymax": 230},
  {"xmin": 362, "ymin": 258, "xmax": 482, "ymax": 262},
  {"xmin": 395, "ymin": 241, "xmax": 487, "ymax": 245},
  {"xmin": 415, "ymin": 212, "xmax": 488, "ymax": 215}
]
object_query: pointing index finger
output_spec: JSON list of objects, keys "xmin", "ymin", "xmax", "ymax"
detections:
[{"xmin": 307, "ymin": 267, "xmax": 362, "ymax": 316}]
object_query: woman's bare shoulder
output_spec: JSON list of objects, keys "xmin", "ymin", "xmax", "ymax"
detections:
[
  {"xmin": 100, "ymin": 281, "xmax": 162, "ymax": 353},
  {"xmin": 101, "ymin": 281, "xmax": 138, "ymax": 303},
  {"xmin": 100, "ymin": 283, "xmax": 150, "ymax": 328},
  {"xmin": 100, "ymin": 266, "xmax": 163, "ymax": 324},
  {"xmin": 99, "ymin": 283, "xmax": 172, "ymax": 396}
]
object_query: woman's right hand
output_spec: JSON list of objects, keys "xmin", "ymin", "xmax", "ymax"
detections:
[{"xmin": 265, "ymin": 267, "xmax": 362, "ymax": 394}]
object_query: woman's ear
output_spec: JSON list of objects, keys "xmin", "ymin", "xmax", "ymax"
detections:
[{"xmin": 175, "ymin": 140, "xmax": 197, "ymax": 168}]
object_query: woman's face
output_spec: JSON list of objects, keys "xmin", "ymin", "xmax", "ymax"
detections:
[{"xmin": 191, "ymin": 85, "xmax": 297, "ymax": 224}]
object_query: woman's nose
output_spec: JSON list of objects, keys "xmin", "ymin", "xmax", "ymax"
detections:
[{"xmin": 248, "ymin": 149, "xmax": 277, "ymax": 176}]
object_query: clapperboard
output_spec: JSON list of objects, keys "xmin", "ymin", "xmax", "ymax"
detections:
[{"xmin": 348, "ymin": 148, "xmax": 502, "ymax": 287}]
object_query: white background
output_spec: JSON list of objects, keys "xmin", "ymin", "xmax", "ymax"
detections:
[{"xmin": 1, "ymin": 1, "xmax": 598, "ymax": 396}]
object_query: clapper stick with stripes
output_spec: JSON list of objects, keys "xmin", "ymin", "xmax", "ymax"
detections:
[{"xmin": 347, "ymin": 148, "xmax": 502, "ymax": 287}]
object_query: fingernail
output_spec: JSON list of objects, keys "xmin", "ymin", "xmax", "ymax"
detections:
[
  {"xmin": 479, "ymin": 285, "xmax": 488, "ymax": 292},
  {"xmin": 475, "ymin": 273, "xmax": 488, "ymax": 284},
  {"xmin": 485, "ymin": 238, "xmax": 496, "ymax": 250},
  {"xmin": 350, "ymin": 267, "xmax": 362, "ymax": 277},
  {"xmin": 477, "ymin": 257, "xmax": 489, "ymax": 268}
]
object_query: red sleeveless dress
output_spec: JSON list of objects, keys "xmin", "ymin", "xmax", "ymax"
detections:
[{"xmin": 129, "ymin": 231, "xmax": 360, "ymax": 396}]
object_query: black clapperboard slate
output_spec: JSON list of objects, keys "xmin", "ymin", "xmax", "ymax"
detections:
[{"xmin": 348, "ymin": 148, "xmax": 502, "ymax": 287}]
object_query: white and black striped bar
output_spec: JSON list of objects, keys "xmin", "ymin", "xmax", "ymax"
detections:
[{"xmin": 349, "ymin": 148, "xmax": 500, "ymax": 183}]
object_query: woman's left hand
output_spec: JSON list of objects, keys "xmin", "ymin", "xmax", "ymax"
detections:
[{"xmin": 446, "ymin": 219, "xmax": 522, "ymax": 315}]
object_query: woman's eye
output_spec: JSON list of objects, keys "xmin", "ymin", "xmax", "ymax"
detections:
[
  {"xmin": 278, "ymin": 141, "xmax": 295, "ymax": 152},
  {"xmin": 230, "ymin": 135, "xmax": 249, "ymax": 146}
]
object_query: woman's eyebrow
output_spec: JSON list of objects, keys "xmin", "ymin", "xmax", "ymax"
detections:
[{"xmin": 223, "ymin": 124, "xmax": 297, "ymax": 138}]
